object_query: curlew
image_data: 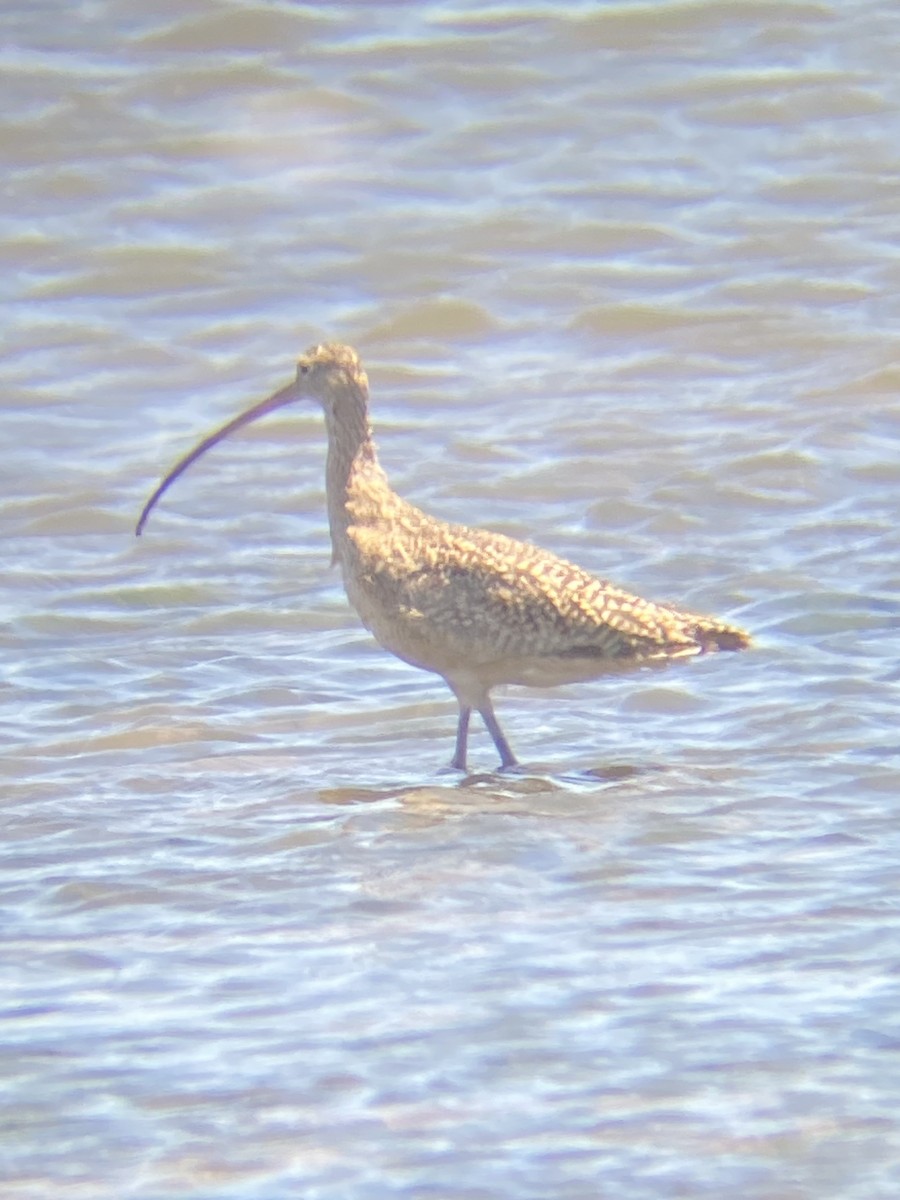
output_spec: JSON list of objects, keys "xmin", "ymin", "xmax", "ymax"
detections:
[{"xmin": 136, "ymin": 343, "xmax": 749, "ymax": 771}]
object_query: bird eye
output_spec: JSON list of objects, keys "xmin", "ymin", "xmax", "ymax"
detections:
[{"xmin": 298, "ymin": 362, "xmax": 310, "ymax": 377}]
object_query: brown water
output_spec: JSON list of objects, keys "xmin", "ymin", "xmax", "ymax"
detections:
[{"xmin": 4, "ymin": 1, "xmax": 900, "ymax": 1197}]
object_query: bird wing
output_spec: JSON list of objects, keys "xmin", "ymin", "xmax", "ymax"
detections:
[{"xmin": 346, "ymin": 509, "xmax": 701, "ymax": 667}]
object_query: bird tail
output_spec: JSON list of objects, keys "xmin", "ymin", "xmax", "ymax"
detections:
[{"xmin": 692, "ymin": 621, "xmax": 751, "ymax": 653}]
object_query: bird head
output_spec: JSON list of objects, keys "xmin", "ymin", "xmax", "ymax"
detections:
[{"xmin": 135, "ymin": 342, "xmax": 368, "ymax": 536}]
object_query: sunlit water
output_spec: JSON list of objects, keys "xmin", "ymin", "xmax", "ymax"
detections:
[{"xmin": 4, "ymin": 1, "xmax": 900, "ymax": 1196}]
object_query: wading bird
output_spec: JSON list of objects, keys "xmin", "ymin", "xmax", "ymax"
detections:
[{"xmin": 136, "ymin": 343, "xmax": 749, "ymax": 770}]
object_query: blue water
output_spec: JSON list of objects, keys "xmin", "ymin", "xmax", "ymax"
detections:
[{"xmin": 3, "ymin": 1, "xmax": 900, "ymax": 1196}]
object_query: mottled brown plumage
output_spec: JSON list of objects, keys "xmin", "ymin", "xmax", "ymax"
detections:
[{"xmin": 136, "ymin": 343, "xmax": 750, "ymax": 770}]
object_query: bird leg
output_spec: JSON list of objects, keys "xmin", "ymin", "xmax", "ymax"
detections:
[
  {"xmin": 478, "ymin": 698, "xmax": 519, "ymax": 771},
  {"xmin": 450, "ymin": 705, "xmax": 471, "ymax": 772},
  {"xmin": 448, "ymin": 691, "xmax": 518, "ymax": 772}
]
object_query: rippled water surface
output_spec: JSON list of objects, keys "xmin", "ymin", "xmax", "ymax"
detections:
[{"xmin": 4, "ymin": 1, "xmax": 900, "ymax": 1196}]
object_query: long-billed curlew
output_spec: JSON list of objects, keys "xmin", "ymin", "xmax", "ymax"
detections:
[{"xmin": 136, "ymin": 343, "xmax": 749, "ymax": 771}]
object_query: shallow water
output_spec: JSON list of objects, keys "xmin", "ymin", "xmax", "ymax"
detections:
[{"xmin": 4, "ymin": 1, "xmax": 900, "ymax": 1196}]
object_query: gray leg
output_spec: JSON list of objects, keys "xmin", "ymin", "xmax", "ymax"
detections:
[
  {"xmin": 450, "ymin": 705, "xmax": 471, "ymax": 771},
  {"xmin": 478, "ymin": 699, "xmax": 518, "ymax": 770}
]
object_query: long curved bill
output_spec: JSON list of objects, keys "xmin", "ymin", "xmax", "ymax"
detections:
[{"xmin": 135, "ymin": 379, "xmax": 302, "ymax": 536}]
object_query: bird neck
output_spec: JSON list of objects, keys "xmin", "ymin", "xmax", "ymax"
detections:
[{"xmin": 323, "ymin": 393, "xmax": 384, "ymax": 554}]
